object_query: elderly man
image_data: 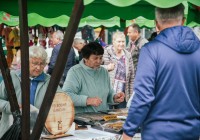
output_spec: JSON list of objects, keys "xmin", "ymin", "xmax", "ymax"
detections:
[
  {"xmin": 127, "ymin": 23, "xmax": 148, "ymax": 76},
  {"xmin": 47, "ymin": 30, "xmax": 76, "ymax": 87},
  {"xmin": 122, "ymin": 4, "xmax": 200, "ymax": 140},
  {"xmin": 72, "ymin": 38, "xmax": 85, "ymax": 64}
]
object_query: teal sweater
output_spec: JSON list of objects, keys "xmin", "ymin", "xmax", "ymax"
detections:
[{"xmin": 62, "ymin": 60, "xmax": 115, "ymax": 114}]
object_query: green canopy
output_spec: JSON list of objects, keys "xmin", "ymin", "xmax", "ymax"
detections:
[
  {"xmin": 0, "ymin": 12, "xmax": 19, "ymax": 26},
  {"xmin": 187, "ymin": 21, "xmax": 200, "ymax": 27},
  {"xmin": 126, "ymin": 16, "xmax": 155, "ymax": 29},
  {"xmin": 0, "ymin": 11, "xmax": 120, "ymax": 27},
  {"xmin": 85, "ymin": 0, "xmax": 200, "ymax": 8},
  {"xmin": 0, "ymin": 11, "xmax": 155, "ymax": 28},
  {"xmin": 0, "ymin": 0, "xmax": 199, "ymax": 24}
]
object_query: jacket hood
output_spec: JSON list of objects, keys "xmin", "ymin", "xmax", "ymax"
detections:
[{"xmin": 155, "ymin": 26, "xmax": 200, "ymax": 54}]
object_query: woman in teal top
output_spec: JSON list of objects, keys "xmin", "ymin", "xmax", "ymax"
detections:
[{"xmin": 62, "ymin": 42, "xmax": 125, "ymax": 114}]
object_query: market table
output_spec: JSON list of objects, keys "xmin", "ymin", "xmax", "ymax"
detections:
[
  {"xmin": 40, "ymin": 106, "xmax": 140, "ymax": 140},
  {"xmin": 41, "ymin": 124, "xmax": 141, "ymax": 140}
]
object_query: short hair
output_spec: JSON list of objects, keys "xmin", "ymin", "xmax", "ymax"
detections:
[
  {"xmin": 54, "ymin": 30, "xmax": 64, "ymax": 41},
  {"xmin": 29, "ymin": 46, "xmax": 47, "ymax": 63},
  {"xmin": 129, "ymin": 23, "xmax": 141, "ymax": 33},
  {"xmin": 112, "ymin": 31, "xmax": 126, "ymax": 41},
  {"xmin": 73, "ymin": 38, "xmax": 85, "ymax": 46},
  {"xmin": 81, "ymin": 42, "xmax": 104, "ymax": 59},
  {"xmin": 155, "ymin": 4, "xmax": 184, "ymax": 25}
]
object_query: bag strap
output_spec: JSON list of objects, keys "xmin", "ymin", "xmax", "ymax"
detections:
[{"xmin": 0, "ymin": 37, "xmax": 20, "ymax": 115}]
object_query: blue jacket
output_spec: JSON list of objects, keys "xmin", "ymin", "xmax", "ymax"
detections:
[
  {"xmin": 47, "ymin": 43, "xmax": 76, "ymax": 85},
  {"xmin": 123, "ymin": 26, "xmax": 200, "ymax": 140}
]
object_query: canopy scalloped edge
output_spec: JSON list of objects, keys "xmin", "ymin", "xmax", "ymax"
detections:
[
  {"xmin": 0, "ymin": 11, "xmax": 120, "ymax": 27},
  {"xmin": 126, "ymin": 16, "xmax": 154, "ymax": 28},
  {"xmin": 1, "ymin": 11, "xmax": 199, "ymax": 28},
  {"xmin": 187, "ymin": 21, "xmax": 200, "ymax": 27},
  {"xmin": 85, "ymin": 0, "xmax": 200, "ymax": 8}
]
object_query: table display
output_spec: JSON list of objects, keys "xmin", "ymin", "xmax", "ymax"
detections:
[{"xmin": 74, "ymin": 109, "xmax": 128, "ymax": 134}]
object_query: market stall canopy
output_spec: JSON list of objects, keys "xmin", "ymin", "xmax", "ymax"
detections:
[
  {"xmin": 0, "ymin": 11, "xmax": 155, "ymax": 29},
  {"xmin": 0, "ymin": 11, "xmax": 120, "ymax": 27},
  {"xmin": 0, "ymin": 0, "xmax": 199, "ymax": 24},
  {"xmin": 126, "ymin": 16, "xmax": 155, "ymax": 29},
  {"xmin": 187, "ymin": 21, "xmax": 200, "ymax": 27}
]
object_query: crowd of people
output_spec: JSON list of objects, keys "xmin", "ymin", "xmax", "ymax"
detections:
[{"xmin": 0, "ymin": 3, "xmax": 199, "ymax": 140}]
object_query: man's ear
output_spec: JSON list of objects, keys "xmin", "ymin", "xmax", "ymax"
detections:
[
  {"xmin": 155, "ymin": 20, "xmax": 160, "ymax": 33},
  {"xmin": 181, "ymin": 17, "xmax": 186, "ymax": 25}
]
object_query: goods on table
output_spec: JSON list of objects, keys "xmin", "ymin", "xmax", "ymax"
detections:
[{"xmin": 75, "ymin": 109, "xmax": 128, "ymax": 134}]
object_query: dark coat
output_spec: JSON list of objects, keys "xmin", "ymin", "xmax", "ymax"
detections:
[{"xmin": 47, "ymin": 43, "xmax": 76, "ymax": 86}]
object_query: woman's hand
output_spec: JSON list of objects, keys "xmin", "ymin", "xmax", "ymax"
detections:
[
  {"xmin": 107, "ymin": 63, "xmax": 115, "ymax": 71},
  {"xmin": 114, "ymin": 92, "xmax": 125, "ymax": 103},
  {"xmin": 86, "ymin": 97, "xmax": 102, "ymax": 107}
]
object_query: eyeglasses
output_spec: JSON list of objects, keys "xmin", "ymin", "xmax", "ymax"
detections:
[{"xmin": 31, "ymin": 61, "xmax": 46, "ymax": 68}]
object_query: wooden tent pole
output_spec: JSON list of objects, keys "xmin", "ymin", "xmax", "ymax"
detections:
[
  {"xmin": 98, "ymin": 26, "xmax": 105, "ymax": 38},
  {"xmin": 18, "ymin": 0, "xmax": 30, "ymax": 139},
  {"xmin": 30, "ymin": 0, "xmax": 84, "ymax": 139}
]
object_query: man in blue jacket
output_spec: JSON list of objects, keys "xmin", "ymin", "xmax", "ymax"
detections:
[
  {"xmin": 47, "ymin": 30, "xmax": 76, "ymax": 87},
  {"xmin": 122, "ymin": 4, "xmax": 200, "ymax": 140}
]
